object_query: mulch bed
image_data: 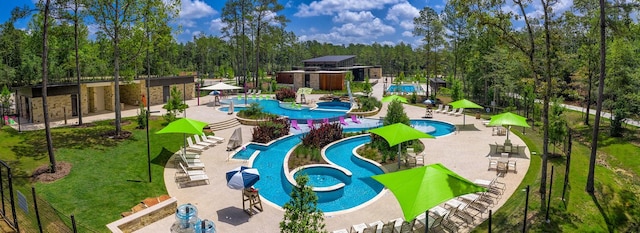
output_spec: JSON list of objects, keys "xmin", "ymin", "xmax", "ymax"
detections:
[
  {"xmin": 103, "ymin": 130, "xmax": 133, "ymax": 139},
  {"xmin": 32, "ymin": 162, "xmax": 72, "ymax": 183}
]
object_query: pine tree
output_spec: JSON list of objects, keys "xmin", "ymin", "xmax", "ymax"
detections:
[{"xmin": 280, "ymin": 175, "xmax": 326, "ymax": 233}]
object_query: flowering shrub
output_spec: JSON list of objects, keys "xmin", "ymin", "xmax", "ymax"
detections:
[
  {"xmin": 275, "ymin": 88, "xmax": 297, "ymax": 101},
  {"xmin": 302, "ymin": 122, "xmax": 343, "ymax": 149},
  {"xmin": 252, "ymin": 117, "xmax": 290, "ymax": 143}
]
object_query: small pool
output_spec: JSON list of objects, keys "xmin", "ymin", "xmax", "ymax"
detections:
[
  {"xmin": 219, "ymin": 99, "xmax": 347, "ymax": 120},
  {"xmin": 294, "ymin": 166, "xmax": 348, "ymax": 188},
  {"xmin": 387, "ymin": 84, "xmax": 423, "ymax": 93},
  {"xmin": 315, "ymin": 101, "xmax": 351, "ymax": 111}
]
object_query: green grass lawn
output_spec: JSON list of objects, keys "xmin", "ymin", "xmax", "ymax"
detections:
[
  {"xmin": 472, "ymin": 110, "xmax": 640, "ymax": 232},
  {"xmin": 0, "ymin": 117, "xmax": 181, "ymax": 231}
]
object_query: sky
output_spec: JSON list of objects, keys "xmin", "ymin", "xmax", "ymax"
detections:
[{"xmin": 1, "ymin": 0, "xmax": 574, "ymax": 48}]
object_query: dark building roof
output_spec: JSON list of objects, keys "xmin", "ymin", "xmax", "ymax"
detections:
[{"xmin": 302, "ymin": 55, "xmax": 355, "ymax": 63}]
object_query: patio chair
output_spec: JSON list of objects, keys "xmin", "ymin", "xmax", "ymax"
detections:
[
  {"xmin": 508, "ymin": 159, "xmax": 517, "ymax": 173},
  {"xmin": 445, "ymin": 107, "xmax": 457, "ymax": 115},
  {"xmin": 307, "ymin": 119, "xmax": 316, "ymax": 130},
  {"xmin": 406, "ymin": 156, "xmax": 417, "ymax": 168},
  {"xmin": 291, "ymin": 120, "xmax": 301, "ymax": 130},
  {"xmin": 202, "ymin": 133, "xmax": 224, "ymax": 143},
  {"xmin": 398, "ymin": 219, "xmax": 415, "ymax": 233},
  {"xmin": 433, "ymin": 104, "xmax": 443, "ymax": 113},
  {"xmin": 350, "ymin": 223, "xmax": 367, "ymax": 233},
  {"xmin": 391, "ymin": 218, "xmax": 404, "ymax": 233},
  {"xmin": 445, "ymin": 199, "xmax": 477, "ymax": 226},
  {"xmin": 488, "ymin": 158, "xmax": 498, "ymax": 170},
  {"xmin": 351, "ymin": 115, "xmax": 362, "ymax": 124},
  {"xmin": 179, "ymin": 154, "xmax": 205, "ymax": 170},
  {"xmin": 193, "ymin": 135, "xmax": 214, "ymax": 148},
  {"xmin": 199, "ymin": 134, "xmax": 217, "ymax": 145},
  {"xmin": 436, "ymin": 105, "xmax": 449, "ymax": 114},
  {"xmin": 237, "ymin": 94, "xmax": 242, "ymax": 100},
  {"xmin": 176, "ymin": 163, "xmax": 209, "ymax": 186},
  {"xmin": 339, "ymin": 116, "xmax": 349, "ymax": 126},
  {"xmin": 453, "ymin": 108, "xmax": 464, "ymax": 116},
  {"xmin": 415, "ymin": 153, "xmax": 425, "ymax": 166},
  {"xmin": 255, "ymin": 90, "xmax": 261, "ymax": 95},
  {"xmin": 332, "ymin": 229, "xmax": 349, "ymax": 233},
  {"xmin": 186, "ymin": 137, "xmax": 206, "ymax": 152},
  {"xmin": 380, "ymin": 220, "xmax": 396, "ymax": 233},
  {"xmin": 367, "ymin": 220, "xmax": 384, "ymax": 233}
]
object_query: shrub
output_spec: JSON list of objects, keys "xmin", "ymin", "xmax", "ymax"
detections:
[
  {"xmin": 252, "ymin": 117, "xmax": 290, "ymax": 143},
  {"xmin": 136, "ymin": 104, "xmax": 148, "ymax": 129},
  {"xmin": 238, "ymin": 103, "xmax": 277, "ymax": 119},
  {"xmin": 409, "ymin": 92, "xmax": 418, "ymax": 104},
  {"xmin": 275, "ymin": 88, "xmax": 297, "ymax": 101},
  {"xmin": 355, "ymin": 96, "xmax": 382, "ymax": 112},
  {"xmin": 302, "ymin": 122, "xmax": 343, "ymax": 149}
]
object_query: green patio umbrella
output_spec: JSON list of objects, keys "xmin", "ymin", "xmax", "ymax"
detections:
[
  {"xmin": 487, "ymin": 112, "xmax": 530, "ymax": 141},
  {"xmin": 381, "ymin": 95, "xmax": 408, "ymax": 103},
  {"xmin": 368, "ymin": 123, "xmax": 434, "ymax": 169},
  {"xmin": 372, "ymin": 164, "xmax": 486, "ymax": 232},
  {"xmin": 449, "ymin": 99, "xmax": 483, "ymax": 126},
  {"xmin": 156, "ymin": 118, "xmax": 209, "ymax": 155}
]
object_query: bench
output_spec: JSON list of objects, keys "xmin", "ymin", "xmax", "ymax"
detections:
[{"xmin": 107, "ymin": 197, "xmax": 177, "ymax": 233}]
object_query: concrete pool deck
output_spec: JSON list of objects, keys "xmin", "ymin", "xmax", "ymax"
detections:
[
  {"xmin": 11, "ymin": 80, "xmax": 530, "ymax": 232},
  {"xmin": 131, "ymin": 81, "xmax": 530, "ymax": 233}
]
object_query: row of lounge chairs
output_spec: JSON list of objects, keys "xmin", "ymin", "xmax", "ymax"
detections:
[
  {"xmin": 333, "ymin": 176, "xmax": 506, "ymax": 233},
  {"xmin": 433, "ymin": 104, "xmax": 464, "ymax": 116},
  {"xmin": 174, "ymin": 134, "xmax": 225, "ymax": 188},
  {"xmin": 290, "ymin": 115, "xmax": 362, "ymax": 131}
]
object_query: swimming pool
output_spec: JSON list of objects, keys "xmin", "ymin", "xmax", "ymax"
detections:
[
  {"xmin": 233, "ymin": 119, "xmax": 455, "ymax": 212},
  {"xmin": 219, "ymin": 99, "xmax": 347, "ymax": 120},
  {"xmin": 315, "ymin": 101, "xmax": 352, "ymax": 111},
  {"xmin": 387, "ymin": 84, "xmax": 423, "ymax": 93}
]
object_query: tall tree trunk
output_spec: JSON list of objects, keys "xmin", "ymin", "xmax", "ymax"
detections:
[
  {"xmin": 539, "ymin": 0, "xmax": 552, "ymax": 205},
  {"xmin": 114, "ymin": 2, "xmax": 122, "ymax": 136},
  {"xmin": 74, "ymin": 0, "xmax": 83, "ymax": 125},
  {"xmin": 585, "ymin": 57, "xmax": 593, "ymax": 125},
  {"xmin": 241, "ymin": 0, "xmax": 247, "ymax": 90},
  {"xmin": 42, "ymin": 0, "xmax": 57, "ymax": 173},
  {"xmin": 587, "ymin": 0, "xmax": 606, "ymax": 193},
  {"xmin": 255, "ymin": 16, "xmax": 261, "ymax": 91}
]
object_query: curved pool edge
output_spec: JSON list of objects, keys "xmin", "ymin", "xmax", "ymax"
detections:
[{"xmin": 283, "ymin": 141, "xmax": 351, "ymax": 194}]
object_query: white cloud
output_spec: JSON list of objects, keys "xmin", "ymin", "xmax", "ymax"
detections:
[
  {"xmin": 295, "ymin": 0, "xmax": 403, "ymax": 17},
  {"xmin": 299, "ymin": 17, "xmax": 395, "ymax": 44},
  {"xmin": 386, "ymin": 3, "xmax": 419, "ymax": 22},
  {"xmin": 402, "ymin": 31, "xmax": 413, "ymax": 37},
  {"xmin": 192, "ymin": 31, "xmax": 202, "ymax": 37},
  {"xmin": 179, "ymin": 0, "xmax": 217, "ymax": 19},
  {"xmin": 527, "ymin": 0, "xmax": 573, "ymax": 19},
  {"xmin": 209, "ymin": 18, "xmax": 226, "ymax": 32},
  {"xmin": 333, "ymin": 11, "xmax": 375, "ymax": 23},
  {"xmin": 380, "ymin": 40, "xmax": 395, "ymax": 46}
]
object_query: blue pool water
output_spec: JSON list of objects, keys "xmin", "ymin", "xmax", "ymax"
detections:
[
  {"xmin": 387, "ymin": 84, "xmax": 423, "ymax": 93},
  {"xmin": 219, "ymin": 99, "xmax": 347, "ymax": 120},
  {"xmin": 235, "ymin": 119, "xmax": 455, "ymax": 212},
  {"xmin": 315, "ymin": 101, "xmax": 352, "ymax": 111}
]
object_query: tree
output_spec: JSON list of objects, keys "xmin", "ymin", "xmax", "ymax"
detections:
[
  {"xmin": 280, "ymin": 175, "xmax": 326, "ymax": 233},
  {"xmin": 413, "ymin": 7, "xmax": 443, "ymax": 98},
  {"xmin": 362, "ymin": 75, "xmax": 372, "ymax": 97},
  {"xmin": 40, "ymin": 0, "xmax": 58, "ymax": 173},
  {"xmin": 548, "ymin": 97, "xmax": 567, "ymax": 155},
  {"xmin": 162, "ymin": 86, "xmax": 188, "ymax": 122},
  {"xmin": 384, "ymin": 100, "xmax": 410, "ymax": 127},
  {"xmin": 252, "ymin": 0, "xmax": 287, "ymax": 90}
]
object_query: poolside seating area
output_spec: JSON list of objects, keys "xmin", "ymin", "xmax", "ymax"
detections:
[{"xmin": 332, "ymin": 177, "xmax": 505, "ymax": 233}]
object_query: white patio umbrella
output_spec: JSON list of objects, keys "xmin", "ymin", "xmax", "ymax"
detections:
[
  {"xmin": 201, "ymin": 82, "xmax": 242, "ymax": 91},
  {"xmin": 228, "ymin": 101, "xmax": 234, "ymax": 115}
]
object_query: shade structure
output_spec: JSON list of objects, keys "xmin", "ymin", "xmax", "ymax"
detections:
[
  {"xmin": 449, "ymin": 99, "xmax": 483, "ymax": 126},
  {"xmin": 487, "ymin": 112, "xmax": 530, "ymax": 140},
  {"xmin": 156, "ymin": 118, "xmax": 209, "ymax": 155},
  {"xmin": 372, "ymin": 164, "xmax": 487, "ymax": 223},
  {"xmin": 227, "ymin": 127, "xmax": 242, "ymax": 151},
  {"xmin": 381, "ymin": 95, "xmax": 408, "ymax": 103},
  {"xmin": 226, "ymin": 166, "xmax": 260, "ymax": 190},
  {"xmin": 201, "ymin": 82, "xmax": 242, "ymax": 91},
  {"xmin": 368, "ymin": 123, "xmax": 434, "ymax": 169}
]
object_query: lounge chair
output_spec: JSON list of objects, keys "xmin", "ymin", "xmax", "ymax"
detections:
[
  {"xmin": 186, "ymin": 137, "xmax": 206, "ymax": 152},
  {"xmin": 436, "ymin": 105, "xmax": 449, "ymax": 114},
  {"xmin": 415, "ymin": 152, "xmax": 425, "ymax": 166},
  {"xmin": 199, "ymin": 134, "xmax": 217, "ymax": 145},
  {"xmin": 391, "ymin": 218, "xmax": 404, "ymax": 233},
  {"xmin": 290, "ymin": 120, "xmax": 300, "ymax": 130},
  {"xmin": 367, "ymin": 220, "xmax": 384, "ymax": 233},
  {"xmin": 179, "ymin": 154, "xmax": 206, "ymax": 170},
  {"xmin": 453, "ymin": 108, "xmax": 464, "ymax": 116},
  {"xmin": 433, "ymin": 104, "xmax": 443, "ymax": 113},
  {"xmin": 350, "ymin": 223, "xmax": 367, "ymax": 233},
  {"xmin": 445, "ymin": 199, "xmax": 477, "ymax": 226},
  {"xmin": 445, "ymin": 107, "xmax": 457, "ymax": 115},
  {"xmin": 488, "ymin": 158, "xmax": 498, "ymax": 170},
  {"xmin": 339, "ymin": 116, "xmax": 348, "ymax": 126},
  {"xmin": 508, "ymin": 159, "xmax": 517, "ymax": 173},
  {"xmin": 307, "ymin": 119, "xmax": 316, "ymax": 130},
  {"xmin": 331, "ymin": 229, "xmax": 348, "ymax": 233},
  {"xmin": 351, "ymin": 115, "xmax": 361, "ymax": 124},
  {"xmin": 202, "ymin": 133, "xmax": 224, "ymax": 144},
  {"xmin": 322, "ymin": 118, "xmax": 330, "ymax": 125},
  {"xmin": 255, "ymin": 90, "xmax": 261, "ymax": 95},
  {"xmin": 193, "ymin": 135, "xmax": 214, "ymax": 148},
  {"xmin": 176, "ymin": 163, "xmax": 209, "ymax": 186},
  {"xmin": 379, "ymin": 220, "xmax": 395, "ymax": 233}
]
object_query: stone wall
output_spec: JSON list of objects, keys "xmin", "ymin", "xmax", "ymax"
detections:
[
  {"xmin": 106, "ymin": 197, "xmax": 177, "ymax": 233},
  {"xmin": 310, "ymin": 73, "xmax": 320, "ymax": 90},
  {"xmin": 30, "ymin": 95, "xmax": 72, "ymax": 123},
  {"xmin": 104, "ymin": 85, "xmax": 115, "ymax": 111},
  {"xmin": 120, "ymin": 83, "xmax": 142, "ymax": 106},
  {"xmin": 293, "ymin": 73, "xmax": 304, "ymax": 90},
  {"xmin": 367, "ymin": 67, "xmax": 382, "ymax": 79},
  {"xmin": 149, "ymin": 86, "xmax": 163, "ymax": 105}
]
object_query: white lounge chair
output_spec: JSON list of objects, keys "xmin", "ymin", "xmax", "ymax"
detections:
[
  {"xmin": 193, "ymin": 135, "xmax": 214, "ymax": 148},
  {"xmin": 350, "ymin": 223, "xmax": 367, "ymax": 233},
  {"xmin": 202, "ymin": 133, "xmax": 224, "ymax": 144},
  {"xmin": 367, "ymin": 220, "xmax": 384, "ymax": 233},
  {"xmin": 436, "ymin": 105, "xmax": 449, "ymax": 114},
  {"xmin": 179, "ymin": 154, "xmax": 205, "ymax": 170},
  {"xmin": 255, "ymin": 90, "xmax": 261, "ymax": 95},
  {"xmin": 199, "ymin": 134, "xmax": 217, "ymax": 145},
  {"xmin": 176, "ymin": 163, "xmax": 209, "ymax": 185},
  {"xmin": 445, "ymin": 107, "xmax": 457, "ymax": 115},
  {"xmin": 433, "ymin": 104, "xmax": 443, "ymax": 112},
  {"xmin": 186, "ymin": 137, "xmax": 206, "ymax": 152},
  {"xmin": 453, "ymin": 108, "xmax": 464, "ymax": 116}
]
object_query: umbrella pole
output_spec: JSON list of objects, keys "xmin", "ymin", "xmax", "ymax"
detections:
[
  {"xmin": 425, "ymin": 210, "xmax": 429, "ymax": 233},
  {"xmin": 397, "ymin": 143, "xmax": 402, "ymax": 170}
]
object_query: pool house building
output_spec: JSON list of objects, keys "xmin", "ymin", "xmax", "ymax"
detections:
[{"xmin": 276, "ymin": 55, "xmax": 382, "ymax": 91}]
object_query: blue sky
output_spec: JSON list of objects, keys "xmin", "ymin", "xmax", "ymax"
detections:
[{"xmin": 1, "ymin": 0, "xmax": 574, "ymax": 47}]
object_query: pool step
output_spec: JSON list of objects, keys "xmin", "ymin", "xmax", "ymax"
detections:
[{"xmin": 208, "ymin": 118, "xmax": 241, "ymax": 132}]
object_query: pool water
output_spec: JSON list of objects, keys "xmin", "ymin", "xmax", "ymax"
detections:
[
  {"xmin": 219, "ymin": 99, "xmax": 347, "ymax": 120},
  {"xmin": 315, "ymin": 101, "xmax": 352, "ymax": 111},
  {"xmin": 305, "ymin": 174, "xmax": 342, "ymax": 187},
  {"xmin": 387, "ymin": 84, "xmax": 423, "ymax": 93}
]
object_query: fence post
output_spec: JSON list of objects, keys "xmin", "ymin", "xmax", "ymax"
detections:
[
  {"xmin": 32, "ymin": 186, "xmax": 43, "ymax": 233},
  {"xmin": 546, "ymin": 166, "xmax": 554, "ymax": 223},
  {"xmin": 71, "ymin": 214, "xmax": 77, "ymax": 233},
  {"xmin": 562, "ymin": 131, "xmax": 572, "ymax": 204},
  {"xmin": 488, "ymin": 209, "xmax": 492, "ymax": 233},
  {"xmin": 523, "ymin": 185, "xmax": 529, "ymax": 233}
]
